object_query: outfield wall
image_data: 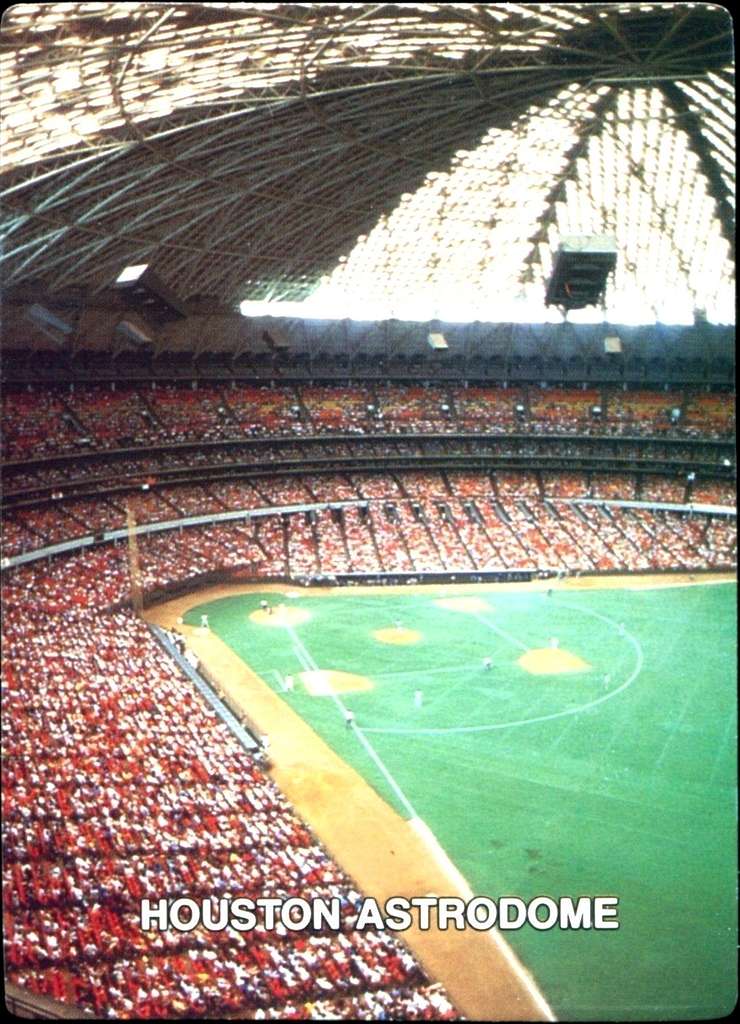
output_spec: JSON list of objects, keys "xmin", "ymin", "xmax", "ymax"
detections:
[{"xmin": 137, "ymin": 564, "xmax": 732, "ymax": 612}]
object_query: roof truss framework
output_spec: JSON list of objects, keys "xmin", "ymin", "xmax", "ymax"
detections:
[{"xmin": 0, "ymin": 2, "xmax": 734, "ymax": 324}]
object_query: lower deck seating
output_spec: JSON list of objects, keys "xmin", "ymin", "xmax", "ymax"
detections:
[
  {"xmin": 5, "ymin": 503, "xmax": 735, "ymax": 606},
  {"xmin": 2, "ymin": 598, "xmax": 457, "ymax": 1020},
  {"xmin": 7, "ymin": 469, "xmax": 734, "ymax": 561}
]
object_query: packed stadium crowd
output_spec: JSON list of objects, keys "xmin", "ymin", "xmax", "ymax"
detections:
[
  {"xmin": 2, "ymin": 492, "xmax": 736, "ymax": 598},
  {"xmin": 3, "ymin": 471, "xmax": 737, "ymax": 561},
  {"xmin": 2, "ymin": 432, "xmax": 731, "ymax": 504},
  {"xmin": 1, "ymin": 381, "xmax": 736, "ymax": 1020},
  {"xmin": 2, "ymin": 597, "xmax": 457, "ymax": 1020},
  {"xmin": 2, "ymin": 383, "xmax": 735, "ymax": 461}
]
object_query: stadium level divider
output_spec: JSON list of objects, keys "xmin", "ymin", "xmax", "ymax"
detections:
[
  {"xmin": 2, "ymin": 497, "xmax": 735, "ymax": 575},
  {"xmin": 0, "ymin": 499, "xmax": 367, "ymax": 570},
  {"xmin": 557, "ymin": 497, "xmax": 736, "ymax": 514}
]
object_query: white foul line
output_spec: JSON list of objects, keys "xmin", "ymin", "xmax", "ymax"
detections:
[
  {"xmin": 278, "ymin": 613, "xmax": 557, "ymax": 1019},
  {"xmin": 285, "ymin": 624, "xmax": 418, "ymax": 820},
  {"xmin": 409, "ymin": 817, "xmax": 557, "ymax": 1022}
]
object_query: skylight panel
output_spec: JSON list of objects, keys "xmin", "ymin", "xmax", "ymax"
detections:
[
  {"xmin": 1, "ymin": 2, "xmax": 592, "ymax": 172},
  {"xmin": 2, "ymin": 3, "xmax": 734, "ymax": 322},
  {"xmin": 309, "ymin": 67, "xmax": 734, "ymax": 325}
]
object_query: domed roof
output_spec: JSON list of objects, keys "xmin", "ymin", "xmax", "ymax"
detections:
[{"xmin": 1, "ymin": 3, "xmax": 734, "ymax": 323}]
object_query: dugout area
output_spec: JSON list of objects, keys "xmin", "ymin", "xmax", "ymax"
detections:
[{"xmin": 146, "ymin": 575, "xmax": 737, "ymax": 1021}]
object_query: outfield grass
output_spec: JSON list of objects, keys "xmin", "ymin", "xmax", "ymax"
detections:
[{"xmin": 184, "ymin": 582, "xmax": 737, "ymax": 1020}]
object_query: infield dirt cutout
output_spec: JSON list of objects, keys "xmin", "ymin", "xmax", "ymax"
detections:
[
  {"xmin": 519, "ymin": 647, "xmax": 592, "ymax": 675},
  {"xmin": 249, "ymin": 605, "xmax": 310, "ymax": 627},
  {"xmin": 434, "ymin": 596, "xmax": 491, "ymax": 613},
  {"xmin": 373, "ymin": 626, "xmax": 423, "ymax": 645},
  {"xmin": 299, "ymin": 669, "xmax": 374, "ymax": 696}
]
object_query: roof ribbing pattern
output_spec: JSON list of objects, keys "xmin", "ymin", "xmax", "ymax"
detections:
[
  {"xmin": 313, "ymin": 78, "xmax": 735, "ymax": 323},
  {"xmin": 0, "ymin": 3, "xmax": 734, "ymax": 323}
]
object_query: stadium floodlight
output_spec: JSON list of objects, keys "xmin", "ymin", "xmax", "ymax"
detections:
[
  {"xmin": 261, "ymin": 325, "xmax": 290, "ymax": 350},
  {"xmin": 116, "ymin": 264, "xmax": 149, "ymax": 284},
  {"xmin": 546, "ymin": 236, "xmax": 617, "ymax": 310},
  {"xmin": 114, "ymin": 319, "xmax": 154, "ymax": 346},
  {"xmin": 24, "ymin": 303, "xmax": 74, "ymax": 346},
  {"xmin": 428, "ymin": 332, "xmax": 448, "ymax": 350},
  {"xmin": 114, "ymin": 263, "xmax": 187, "ymax": 322}
]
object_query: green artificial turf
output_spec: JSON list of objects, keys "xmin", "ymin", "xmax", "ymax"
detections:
[{"xmin": 184, "ymin": 582, "xmax": 737, "ymax": 1020}]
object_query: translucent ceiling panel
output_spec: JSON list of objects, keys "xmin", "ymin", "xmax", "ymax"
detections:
[{"xmin": 311, "ymin": 84, "xmax": 734, "ymax": 324}]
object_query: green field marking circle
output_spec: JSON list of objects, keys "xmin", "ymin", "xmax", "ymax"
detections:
[{"xmin": 360, "ymin": 602, "xmax": 643, "ymax": 736}]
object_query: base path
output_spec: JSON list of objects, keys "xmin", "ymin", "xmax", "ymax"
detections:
[{"xmin": 145, "ymin": 573, "xmax": 732, "ymax": 1020}]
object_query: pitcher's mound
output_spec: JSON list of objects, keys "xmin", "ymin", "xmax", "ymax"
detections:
[
  {"xmin": 373, "ymin": 627, "xmax": 422, "ymax": 645},
  {"xmin": 519, "ymin": 648, "xmax": 591, "ymax": 675},
  {"xmin": 299, "ymin": 670, "xmax": 374, "ymax": 696},
  {"xmin": 434, "ymin": 597, "xmax": 491, "ymax": 614},
  {"xmin": 249, "ymin": 605, "xmax": 311, "ymax": 627}
]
